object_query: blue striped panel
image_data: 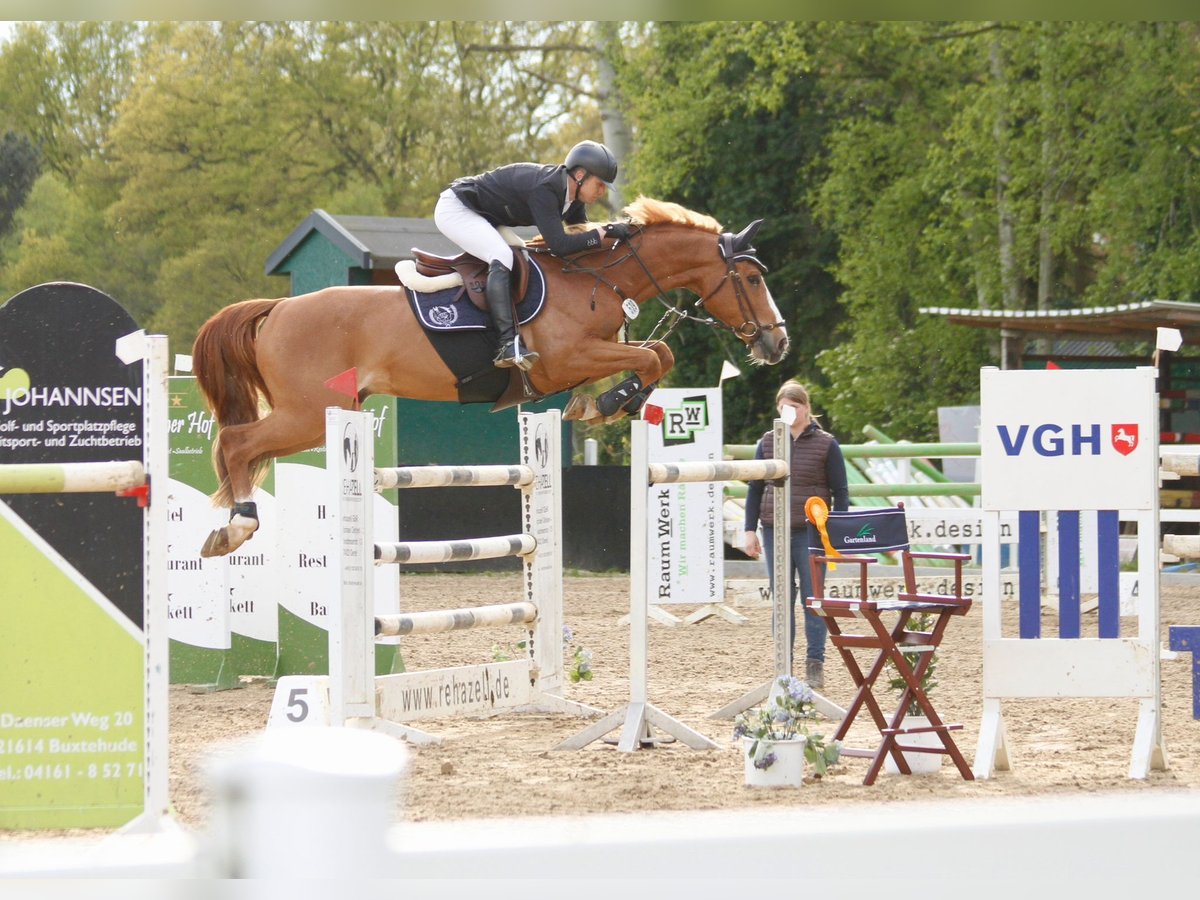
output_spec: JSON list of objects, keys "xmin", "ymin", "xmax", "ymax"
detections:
[
  {"xmin": 1058, "ymin": 511, "xmax": 1081, "ymax": 639},
  {"xmin": 1097, "ymin": 510, "xmax": 1120, "ymax": 639},
  {"xmin": 1018, "ymin": 511, "xmax": 1041, "ymax": 639}
]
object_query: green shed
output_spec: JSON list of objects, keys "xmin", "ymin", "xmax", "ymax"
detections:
[{"xmin": 265, "ymin": 210, "xmax": 569, "ymax": 465}]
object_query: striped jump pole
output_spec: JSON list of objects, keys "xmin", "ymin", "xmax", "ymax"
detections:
[
  {"xmin": 373, "ymin": 534, "xmax": 535, "ymax": 565},
  {"xmin": 375, "ymin": 464, "xmax": 531, "ymax": 490},
  {"xmin": 376, "ymin": 601, "xmax": 538, "ymax": 637},
  {"xmin": 290, "ymin": 405, "xmax": 597, "ymax": 746}
]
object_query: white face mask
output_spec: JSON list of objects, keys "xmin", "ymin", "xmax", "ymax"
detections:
[{"xmin": 779, "ymin": 404, "xmax": 797, "ymax": 425}]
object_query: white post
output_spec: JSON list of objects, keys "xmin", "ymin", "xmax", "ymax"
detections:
[
  {"xmin": 328, "ymin": 407, "xmax": 376, "ymax": 725},
  {"xmin": 204, "ymin": 728, "xmax": 407, "ymax": 878},
  {"xmin": 771, "ymin": 418, "xmax": 791, "ymax": 683},
  {"xmin": 629, "ymin": 417, "xmax": 650, "ymax": 711},
  {"xmin": 142, "ymin": 334, "xmax": 171, "ymax": 829},
  {"xmin": 524, "ymin": 410, "xmax": 565, "ymax": 695}
]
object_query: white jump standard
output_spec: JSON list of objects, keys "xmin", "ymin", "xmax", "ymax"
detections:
[
  {"xmin": 299, "ymin": 405, "xmax": 597, "ymax": 745},
  {"xmin": 558, "ymin": 414, "xmax": 838, "ymax": 752}
]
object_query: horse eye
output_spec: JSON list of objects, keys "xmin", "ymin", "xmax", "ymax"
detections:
[{"xmin": 748, "ymin": 275, "xmax": 761, "ymax": 286}]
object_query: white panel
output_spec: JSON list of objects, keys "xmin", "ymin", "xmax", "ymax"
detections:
[
  {"xmin": 376, "ymin": 660, "xmax": 534, "ymax": 721},
  {"xmin": 981, "ymin": 367, "xmax": 1156, "ymax": 511},
  {"xmin": 982, "ymin": 639, "xmax": 1156, "ymax": 697}
]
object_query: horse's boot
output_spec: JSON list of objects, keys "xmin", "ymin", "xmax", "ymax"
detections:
[
  {"xmin": 597, "ymin": 375, "xmax": 644, "ymax": 417},
  {"xmin": 621, "ymin": 380, "xmax": 657, "ymax": 415},
  {"xmin": 485, "ymin": 260, "xmax": 538, "ymax": 371}
]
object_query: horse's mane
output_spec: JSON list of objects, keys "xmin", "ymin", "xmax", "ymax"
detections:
[
  {"xmin": 621, "ymin": 196, "xmax": 722, "ymax": 233},
  {"xmin": 532, "ymin": 196, "xmax": 723, "ymax": 247}
]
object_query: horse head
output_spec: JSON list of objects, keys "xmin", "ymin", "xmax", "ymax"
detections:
[{"xmin": 703, "ymin": 219, "xmax": 789, "ymax": 365}]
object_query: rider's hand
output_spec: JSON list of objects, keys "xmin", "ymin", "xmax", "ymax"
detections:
[{"xmin": 603, "ymin": 222, "xmax": 634, "ymax": 241}]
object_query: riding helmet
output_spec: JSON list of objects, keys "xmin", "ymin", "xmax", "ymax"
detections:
[{"xmin": 565, "ymin": 140, "xmax": 618, "ymax": 186}]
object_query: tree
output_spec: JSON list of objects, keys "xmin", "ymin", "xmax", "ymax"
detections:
[
  {"xmin": 0, "ymin": 131, "xmax": 39, "ymax": 239},
  {"xmin": 618, "ymin": 22, "xmax": 842, "ymax": 444}
]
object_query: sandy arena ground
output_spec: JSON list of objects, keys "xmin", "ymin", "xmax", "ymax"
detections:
[{"xmin": 144, "ymin": 572, "xmax": 1200, "ymax": 829}]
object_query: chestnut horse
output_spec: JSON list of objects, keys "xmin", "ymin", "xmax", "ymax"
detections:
[{"xmin": 192, "ymin": 196, "xmax": 788, "ymax": 557}]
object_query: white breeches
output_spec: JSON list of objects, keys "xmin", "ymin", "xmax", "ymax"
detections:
[{"xmin": 434, "ymin": 189, "xmax": 514, "ymax": 270}]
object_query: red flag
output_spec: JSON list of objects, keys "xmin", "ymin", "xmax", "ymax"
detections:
[
  {"xmin": 642, "ymin": 404, "xmax": 665, "ymax": 426},
  {"xmin": 1045, "ymin": 360, "xmax": 1061, "ymax": 370},
  {"xmin": 324, "ymin": 367, "xmax": 360, "ymax": 409}
]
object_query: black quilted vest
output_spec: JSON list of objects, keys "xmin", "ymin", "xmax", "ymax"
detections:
[{"xmin": 759, "ymin": 425, "xmax": 835, "ymax": 528}]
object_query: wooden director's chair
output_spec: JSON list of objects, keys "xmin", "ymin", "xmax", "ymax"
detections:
[{"xmin": 804, "ymin": 502, "xmax": 975, "ymax": 785}]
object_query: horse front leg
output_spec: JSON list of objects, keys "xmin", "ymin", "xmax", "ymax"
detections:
[{"xmin": 560, "ymin": 341, "xmax": 671, "ymax": 423}]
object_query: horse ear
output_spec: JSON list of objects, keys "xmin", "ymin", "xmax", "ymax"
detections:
[{"xmin": 733, "ymin": 219, "xmax": 764, "ymax": 253}]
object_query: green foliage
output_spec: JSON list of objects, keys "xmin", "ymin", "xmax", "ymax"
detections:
[{"xmin": 3, "ymin": 19, "xmax": 1200, "ymax": 447}]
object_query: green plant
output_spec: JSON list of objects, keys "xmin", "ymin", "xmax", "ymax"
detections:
[
  {"xmin": 885, "ymin": 611, "xmax": 939, "ymax": 716},
  {"xmin": 493, "ymin": 625, "xmax": 594, "ymax": 682},
  {"xmin": 732, "ymin": 675, "xmax": 841, "ymax": 775}
]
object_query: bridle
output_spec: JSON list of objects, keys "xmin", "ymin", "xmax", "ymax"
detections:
[{"xmin": 557, "ymin": 226, "xmax": 786, "ymax": 346}]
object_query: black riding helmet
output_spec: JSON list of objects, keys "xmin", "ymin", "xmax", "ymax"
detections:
[{"xmin": 565, "ymin": 140, "xmax": 618, "ymax": 187}]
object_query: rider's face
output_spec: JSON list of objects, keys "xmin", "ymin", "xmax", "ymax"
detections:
[{"xmin": 577, "ymin": 175, "xmax": 607, "ymax": 205}]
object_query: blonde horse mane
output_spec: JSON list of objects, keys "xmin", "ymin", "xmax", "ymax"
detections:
[
  {"xmin": 536, "ymin": 196, "xmax": 723, "ymax": 245},
  {"xmin": 621, "ymin": 196, "xmax": 722, "ymax": 233}
]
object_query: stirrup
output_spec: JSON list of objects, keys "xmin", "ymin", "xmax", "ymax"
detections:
[{"xmin": 494, "ymin": 336, "xmax": 539, "ymax": 372}]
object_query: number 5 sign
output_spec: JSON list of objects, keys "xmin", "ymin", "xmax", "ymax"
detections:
[{"xmin": 267, "ymin": 675, "xmax": 331, "ymax": 728}]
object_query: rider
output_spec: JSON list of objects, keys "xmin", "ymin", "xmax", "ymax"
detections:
[{"xmin": 434, "ymin": 140, "xmax": 634, "ymax": 371}]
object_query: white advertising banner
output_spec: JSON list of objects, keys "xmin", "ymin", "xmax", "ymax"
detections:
[
  {"xmin": 645, "ymin": 388, "xmax": 723, "ymax": 606},
  {"xmin": 980, "ymin": 367, "xmax": 1157, "ymax": 512}
]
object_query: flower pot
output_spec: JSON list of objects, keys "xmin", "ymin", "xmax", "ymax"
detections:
[
  {"xmin": 741, "ymin": 735, "xmax": 806, "ymax": 788},
  {"xmin": 882, "ymin": 716, "xmax": 944, "ymax": 775}
]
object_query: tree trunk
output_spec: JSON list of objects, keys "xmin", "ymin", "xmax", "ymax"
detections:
[
  {"xmin": 990, "ymin": 34, "xmax": 1021, "ymax": 313},
  {"xmin": 593, "ymin": 21, "xmax": 632, "ymax": 213}
]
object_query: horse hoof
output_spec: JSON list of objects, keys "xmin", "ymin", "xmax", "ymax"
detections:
[
  {"xmin": 200, "ymin": 528, "xmax": 234, "ymax": 558},
  {"xmin": 199, "ymin": 515, "xmax": 259, "ymax": 558},
  {"xmin": 563, "ymin": 394, "xmax": 597, "ymax": 422}
]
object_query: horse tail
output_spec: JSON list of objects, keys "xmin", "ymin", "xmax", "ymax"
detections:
[{"xmin": 192, "ymin": 298, "xmax": 282, "ymax": 506}]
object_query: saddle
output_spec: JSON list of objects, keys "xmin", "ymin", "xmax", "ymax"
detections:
[{"xmin": 409, "ymin": 248, "xmax": 532, "ymax": 311}]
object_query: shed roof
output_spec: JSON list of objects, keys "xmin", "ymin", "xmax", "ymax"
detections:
[
  {"xmin": 265, "ymin": 209, "xmax": 539, "ymax": 275},
  {"xmin": 919, "ymin": 299, "xmax": 1200, "ymax": 344}
]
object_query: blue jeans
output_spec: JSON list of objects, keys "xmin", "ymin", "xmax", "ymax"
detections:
[{"xmin": 762, "ymin": 525, "xmax": 827, "ymax": 663}]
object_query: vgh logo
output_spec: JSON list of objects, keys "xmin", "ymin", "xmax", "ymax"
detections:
[{"xmin": 994, "ymin": 422, "xmax": 1141, "ymax": 457}]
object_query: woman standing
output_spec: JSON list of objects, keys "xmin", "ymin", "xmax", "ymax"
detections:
[{"xmin": 742, "ymin": 381, "xmax": 849, "ymax": 689}]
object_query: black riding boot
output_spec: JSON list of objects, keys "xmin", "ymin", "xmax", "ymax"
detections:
[{"xmin": 485, "ymin": 261, "xmax": 538, "ymax": 371}]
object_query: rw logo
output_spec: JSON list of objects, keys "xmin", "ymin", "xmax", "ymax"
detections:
[{"xmin": 661, "ymin": 395, "xmax": 710, "ymax": 446}]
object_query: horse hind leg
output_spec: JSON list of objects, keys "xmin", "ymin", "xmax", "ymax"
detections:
[{"xmin": 200, "ymin": 410, "xmax": 325, "ymax": 557}]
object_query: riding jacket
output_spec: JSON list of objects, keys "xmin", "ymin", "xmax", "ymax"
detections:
[
  {"xmin": 449, "ymin": 163, "xmax": 603, "ymax": 258},
  {"xmin": 744, "ymin": 422, "xmax": 850, "ymax": 532}
]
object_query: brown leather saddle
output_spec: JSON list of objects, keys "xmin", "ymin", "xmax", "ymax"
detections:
[{"xmin": 410, "ymin": 247, "xmax": 532, "ymax": 311}]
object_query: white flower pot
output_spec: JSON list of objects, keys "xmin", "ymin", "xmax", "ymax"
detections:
[
  {"xmin": 882, "ymin": 716, "xmax": 944, "ymax": 775},
  {"xmin": 742, "ymin": 735, "xmax": 806, "ymax": 788}
]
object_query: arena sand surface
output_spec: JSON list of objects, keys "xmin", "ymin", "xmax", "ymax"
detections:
[{"xmin": 150, "ymin": 572, "xmax": 1200, "ymax": 829}]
